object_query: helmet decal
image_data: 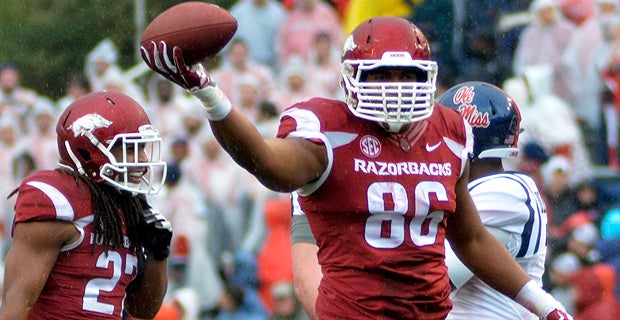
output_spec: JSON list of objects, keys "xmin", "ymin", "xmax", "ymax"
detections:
[
  {"xmin": 138, "ymin": 124, "xmax": 156, "ymax": 133},
  {"xmin": 68, "ymin": 113, "xmax": 112, "ymax": 138},
  {"xmin": 453, "ymin": 86, "xmax": 490, "ymax": 128},
  {"xmin": 438, "ymin": 81, "xmax": 521, "ymax": 159},
  {"xmin": 452, "ymin": 85, "xmax": 474, "ymax": 104},
  {"xmin": 342, "ymin": 35, "xmax": 357, "ymax": 57},
  {"xmin": 458, "ymin": 104, "xmax": 490, "ymax": 129}
]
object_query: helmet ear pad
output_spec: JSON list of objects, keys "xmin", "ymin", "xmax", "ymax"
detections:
[
  {"xmin": 77, "ymin": 148, "xmax": 92, "ymax": 162},
  {"xmin": 74, "ymin": 147, "xmax": 99, "ymax": 179},
  {"xmin": 437, "ymin": 81, "xmax": 522, "ymax": 159}
]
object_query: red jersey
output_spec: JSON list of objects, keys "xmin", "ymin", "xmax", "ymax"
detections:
[
  {"xmin": 279, "ymin": 98, "xmax": 471, "ymax": 319},
  {"xmin": 12, "ymin": 170, "xmax": 139, "ymax": 319}
]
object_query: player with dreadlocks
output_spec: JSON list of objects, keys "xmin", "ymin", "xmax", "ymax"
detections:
[{"xmin": 0, "ymin": 91, "xmax": 172, "ymax": 320}]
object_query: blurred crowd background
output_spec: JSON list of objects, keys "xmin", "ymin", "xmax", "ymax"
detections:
[{"xmin": 3, "ymin": 0, "xmax": 620, "ymax": 319}]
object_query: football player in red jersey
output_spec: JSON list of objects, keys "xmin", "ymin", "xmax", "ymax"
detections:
[
  {"xmin": 141, "ymin": 16, "xmax": 570, "ymax": 320},
  {"xmin": 0, "ymin": 91, "xmax": 171, "ymax": 319}
]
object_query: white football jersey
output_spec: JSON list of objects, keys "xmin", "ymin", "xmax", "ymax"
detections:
[{"xmin": 446, "ymin": 172, "xmax": 548, "ymax": 320}]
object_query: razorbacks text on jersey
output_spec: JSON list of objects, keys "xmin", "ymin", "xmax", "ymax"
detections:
[
  {"xmin": 280, "ymin": 98, "xmax": 472, "ymax": 319},
  {"xmin": 12, "ymin": 170, "xmax": 139, "ymax": 319},
  {"xmin": 446, "ymin": 172, "xmax": 548, "ymax": 320}
]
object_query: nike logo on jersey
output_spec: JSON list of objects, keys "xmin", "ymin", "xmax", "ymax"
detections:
[{"xmin": 425, "ymin": 141, "xmax": 441, "ymax": 152}]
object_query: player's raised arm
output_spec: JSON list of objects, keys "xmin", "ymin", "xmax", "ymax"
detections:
[
  {"xmin": 139, "ymin": 3, "xmax": 326, "ymax": 192},
  {"xmin": 141, "ymin": 42, "xmax": 327, "ymax": 192}
]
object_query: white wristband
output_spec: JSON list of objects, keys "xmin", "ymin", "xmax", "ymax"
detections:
[
  {"xmin": 515, "ymin": 280, "xmax": 563, "ymax": 318},
  {"xmin": 192, "ymin": 84, "xmax": 232, "ymax": 121}
]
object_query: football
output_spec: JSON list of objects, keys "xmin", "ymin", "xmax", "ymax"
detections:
[{"xmin": 140, "ymin": 2, "xmax": 237, "ymax": 64}]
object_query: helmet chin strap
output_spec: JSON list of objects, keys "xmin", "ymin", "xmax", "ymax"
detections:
[{"xmin": 65, "ymin": 140, "xmax": 87, "ymax": 176}]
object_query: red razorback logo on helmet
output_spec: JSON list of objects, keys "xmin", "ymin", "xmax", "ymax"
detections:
[{"xmin": 453, "ymin": 86, "xmax": 490, "ymax": 128}]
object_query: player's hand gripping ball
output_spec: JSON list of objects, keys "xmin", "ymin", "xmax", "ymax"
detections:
[{"xmin": 140, "ymin": 1, "xmax": 237, "ymax": 64}]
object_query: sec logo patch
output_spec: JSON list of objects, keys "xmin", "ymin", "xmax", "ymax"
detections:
[{"xmin": 360, "ymin": 135, "xmax": 381, "ymax": 158}]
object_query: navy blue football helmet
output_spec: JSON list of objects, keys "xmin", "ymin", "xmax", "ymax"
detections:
[{"xmin": 438, "ymin": 81, "xmax": 521, "ymax": 160}]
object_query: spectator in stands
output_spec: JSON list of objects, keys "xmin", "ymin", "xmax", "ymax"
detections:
[
  {"xmin": 274, "ymin": 55, "xmax": 316, "ymax": 109},
  {"xmin": 461, "ymin": 27, "xmax": 510, "ymax": 83},
  {"xmin": 84, "ymin": 38, "xmax": 123, "ymax": 92},
  {"xmin": 566, "ymin": 221, "xmax": 601, "ymax": 265},
  {"xmin": 84, "ymin": 38, "xmax": 148, "ymax": 108},
  {"xmin": 236, "ymin": 74, "xmax": 267, "ymax": 122},
  {"xmin": 548, "ymin": 252, "xmax": 580, "ymax": 314},
  {"xmin": 508, "ymin": 141, "xmax": 549, "ymax": 201},
  {"xmin": 503, "ymin": 65, "xmax": 592, "ymax": 184},
  {"xmin": 512, "ymin": 0, "xmax": 576, "ymax": 100},
  {"xmin": 495, "ymin": 0, "xmax": 533, "ymax": 66},
  {"xmin": 269, "ymin": 281, "xmax": 308, "ymax": 320},
  {"xmin": 193, "ymin": 133, "xmax": 266, "ymax": 258},
  {"xmin": 257, "ymin": 197, "xmax": 295, "ymax": 311},
  {"xmin": 152, "ymin": 162, "xmax": 224, "ymax": 315},
  {"xmin": 0, "ymin": 63, "xmax": 39, "ymax": 134},
  {"xmin": 101, "ymin": 65, "xmax": 148, "ymax": 107},
  {"xmin": 594, "ymin": 208, "xmax": 620, "ymax": 300},
  {"xmin": 559, "ymin": 0, "xmax": 595, "ymax": 26},
  {"xmin": 212, "ymin": 39, "xmax": 277, "ymax": 109},
  {"xmin": 561, "ymin": 0, "xmax": 618, "ymax": 145},
  {"xmin": 229, "ymin": 0, "xmax": 288, "ymax": 70},
  {"xmin": 541, "ymin": 155, "xmax": 580, "ymax": 247},
  {"xmin": 23, "ymin": 97, "xmax": 59, "ymax": 171},
  {"xmin": 217, "ymin": 250, "xmax": 269, "ymax": 320},
  {"xmin": 0, "ymin": 120, "xmax": 27, "ymax": 226},
  {"xmin": 144, "ymin": 74, "xmax": 186, "ymax": 141},
  {"xmin": 574, "ymin": 180, "xmax": 603, "ymax": 225},
  {"xmin": 173, "ymin": 99, "xmax": 212, "ymax": 168},
  {"xmin": 55, "ymin": 73, "xmax": 90, "ymax": 111},
  {"xmin": 255, "ymin": 100, "xmax": 281, "ymax": 138},
  {"xmin": 598, "ymin": 16, "xmax": 620, "ymax": 167},
  {"xmin": 0, "ymin": 122, "xmax": 33, "ymax": 256},
  {"xmin": 569, "ymin": 263, "xmax": 620, "ymax": 319},
  {"xmin": 216, "ymin": 283, "xmax": 269, "ymax": 320},
  {"xmin": 275, "ymin": 0, "xmax": 343, "ymax": 64},
  {"xmin": 306, "ymin": 32, "xmax": 342, "ymax": 101}
]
